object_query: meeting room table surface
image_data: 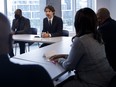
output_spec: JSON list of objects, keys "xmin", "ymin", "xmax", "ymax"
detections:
[{"xmin": 11, "ymin": 34, "xmax": 73, "ymax": 81}]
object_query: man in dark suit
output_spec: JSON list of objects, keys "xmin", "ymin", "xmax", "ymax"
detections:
[
  {"xmin": 9, "ymin": 9, "xmax": 30, "ymax": 56},
  {"xmin": 0, "ymin": 12, "xmax": 54, "ymax": 87},
  {"xmin": 40, "ymin": 5, "xmax": 63, "ymax": 47},
  {"xmin": 97, "ymin": 8, "xmax": 116, "ymax": 71}
]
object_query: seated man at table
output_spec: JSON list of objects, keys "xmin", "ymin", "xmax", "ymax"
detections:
[
  {"xmin": 40, "ymin": 5, "xmax": 63, "ymax": 47},
  {"xmin": 0, "ymin": 12, "xmax": 54, "ymax": 87},
  {"xmin": 11, "ymin": 9, "xmax": 31, "ymax": 55}
]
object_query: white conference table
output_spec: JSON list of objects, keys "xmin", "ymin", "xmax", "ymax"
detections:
[
  {"xmin": 11, "ymin": 34, "xmax": 72, "ymax": 80},
  {"xmin": 10, "ymin": 57, "xmax": 67, "ymax": 81},
  {"xmin": 13, "ymin": 34, "xmax": 66, "ymax": 43}
]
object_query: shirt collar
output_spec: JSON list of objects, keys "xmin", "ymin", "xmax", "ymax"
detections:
[{"xmin": 47, "ymin": 16, "xmax": 53, "ymax": 23}]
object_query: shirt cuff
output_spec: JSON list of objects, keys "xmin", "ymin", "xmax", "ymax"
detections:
[
  {"xmin": 58, "ymin": 58, "xmax": 65, "ymax": 65},
  {"xmin": 49, "ymin": 34, "xmax": 51, "ymax": 37}
]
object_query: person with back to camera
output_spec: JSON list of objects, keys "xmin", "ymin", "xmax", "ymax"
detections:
[
  {"xmin": 50, "ymin": 7, "xmax": 116, "ymax": 87},
  {"xmin": 0, "ymin": 12, "xmax": 54, "ymax": 87},
  {"xmin": 97, "ymin": 8, "xmax": 116, "ymax": 71},
  {"xmin": 40, "ymin": 5, "xmax": 63, "ymax": 47}
]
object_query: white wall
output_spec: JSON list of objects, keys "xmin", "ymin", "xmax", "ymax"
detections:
[
  {"xmin": 110, "ymin": 0, "xmax": 116, "ymax": 20},
  {"xmin": 0, "ymin": 0, "xmax": 5, "ymax": 14},
  {"xmin": 96, "ymin": 0, "xmax": 116, "ymax": 20},
  {"xmin": 96, "ymin": 0, "xmax": 110, "ymax": 11}
]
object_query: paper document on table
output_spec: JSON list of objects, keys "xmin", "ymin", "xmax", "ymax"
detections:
[
  {"xmin": 43, "ymin": 50, "xmax": 57, "ymax": 61},
  {"xmin": 43, "ymin": 51, "xmax": 68, "ymax": 62}
]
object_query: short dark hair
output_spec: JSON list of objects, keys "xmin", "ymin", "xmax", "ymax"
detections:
[
  {"xmin": 44, "ymin": 5, "xmax": 55, "ymax": 14},
  {"xmin": 15, "ymin": 9, "xmax": 22, "ymax": 16},
  {"xmin": 17, "ymin": 9, "xmax": 22, "ymax": 13}
]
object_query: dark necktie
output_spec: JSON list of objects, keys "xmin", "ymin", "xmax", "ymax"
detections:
[{"xmin": 48, "ymin": 20, "xmax": 52, "ymax": 27}]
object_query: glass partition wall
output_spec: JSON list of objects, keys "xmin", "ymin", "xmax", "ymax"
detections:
[
  {"xmin": 1, "ymin": 0, "xmax": 96, "ymax": 34},
  {"xmin": 61, "ymin": 0, "xmax": 96, "ymax": 32}
]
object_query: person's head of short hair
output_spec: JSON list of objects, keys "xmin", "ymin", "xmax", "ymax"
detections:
[
  {"xmin": 44, "ymin": 5, "xmax": 55, "ymax": 15},
  {"xmin": 96, "ymin": 8, "xmax": 110, "ymax": 25},
  {"xmin": 14, "ymin": 9, "xmax": 22, "ymax": 19},
  {"xmin": 0, "ymin": 13, "xmax": 11, "ymax": 55},
  {"xmin": 74, "ymin": 7, "xmax": 97, "ymax": 37}
]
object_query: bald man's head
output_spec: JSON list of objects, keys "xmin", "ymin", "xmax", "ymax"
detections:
[{"xmin": 97, "ymin": 8, "xmax": 110, "ymax": 25}]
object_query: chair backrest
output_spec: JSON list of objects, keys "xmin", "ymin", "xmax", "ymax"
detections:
[
  {"xmin": 28, "ymin": 28, "xmax": 37, "ymax": 35},
  {"xmin": 62, "ymin": 30, "xmax": 69, "ymax": 36},
  {"xmin": 28, "ymin": 28, "xmax": 38, "ymax": 46}
]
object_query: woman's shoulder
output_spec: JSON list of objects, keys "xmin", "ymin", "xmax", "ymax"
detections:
[{"xmin": 74, "ymin": 34, "xmax": 93, "ymax": 42}]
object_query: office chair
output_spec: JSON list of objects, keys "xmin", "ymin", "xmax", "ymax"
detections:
[
  {"xmin": 14, "ymin": 28, "xmax": 37, "ymax": 55},
  {"xmin": 62, "ymin": 30, "xmax": 69, "ymax": 36},
  {"xmin": 26, "ymin": 28, "xmax": 38, "ymax": 51},
  {"xmin": 29, "ymin": 27, "xmax": 37, "ymax": 35}
]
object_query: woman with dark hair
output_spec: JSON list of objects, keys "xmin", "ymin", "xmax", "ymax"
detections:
[{"xmin": 50, "ymin": 8, "xmax": 115, "ymax": 87}]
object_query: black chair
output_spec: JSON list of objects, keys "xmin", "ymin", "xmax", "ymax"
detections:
[
  {"xmin": 14, "ymin": 28, "xmax": 38, "ymax": 55},
  {"xmin": 27, "ymin": 28, "xmax": 38, "ymax": 51},
  {"xmin": 62, "ymin": 30, "xmax": 69, "ymax": 36},
  {"xmin": 28, "ymin": 28, "xmax": 37, "ymax": 35}
]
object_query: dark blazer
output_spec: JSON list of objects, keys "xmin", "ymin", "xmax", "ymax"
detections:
[
  {"xmin": 98, "ymin": 18, "xmax": 116, "ymax": 71},
  {"xmin": 12, "ymin": 16, "xmax": 30, "ymax": 34},
  {"xmin": 42, "ymin": 16, "xmax": 63, "ymax": 37},
  {"xmin": 0, "ymin": 54, "xmax": 54, "ymax": 87},
  {"xmin": 11, "ymin": 16, "xmax": 31, "ymax": 54}
]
